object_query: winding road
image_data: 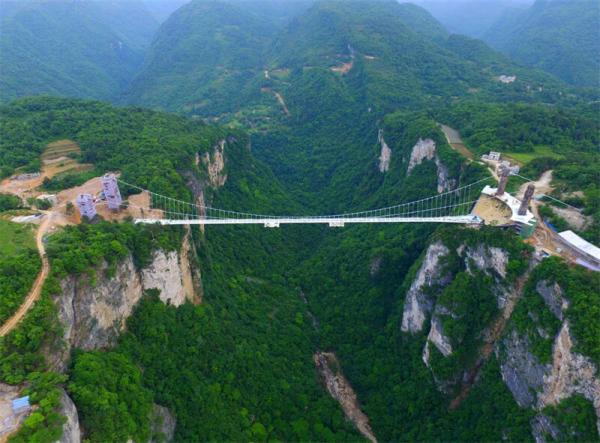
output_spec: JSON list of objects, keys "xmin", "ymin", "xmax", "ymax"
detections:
[{"xmin": 0, "ymin": 213, "xmax": 51, "ymax": 337}]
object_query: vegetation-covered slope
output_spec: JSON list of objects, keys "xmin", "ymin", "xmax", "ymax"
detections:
[
  {"xmin": 0, "ymin": 1, "xmax": 159, "ymax": 102},
  {"xmin": 124, "ymin": 0, "xmax": 285, "ymax": 113},
  {"xmin": 483, "ymin": 0, "xmax": 600, "ymax": 87}
]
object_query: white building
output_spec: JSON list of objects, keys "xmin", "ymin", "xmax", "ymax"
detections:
[
  {"xmin": 481, "ymin": 151, "xmax": 501, "ymax": 162},
  {"xmin": 76, "ymin": 194, "xmax": 96, "ymax": 220},
  {"xmin": 102, "ymin": 173, "xmax": 122, "ymax": 210}
]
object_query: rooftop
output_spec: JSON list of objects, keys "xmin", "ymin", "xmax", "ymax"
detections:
[{"xmin": 559, "ymin": 230, "xmax": 600, "ymax": 261}]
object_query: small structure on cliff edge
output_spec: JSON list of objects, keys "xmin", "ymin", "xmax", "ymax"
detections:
[
  {"xmin": 76, "ymin": 193, "xmax": 96, "ymax": 220},
  {"xmin": 102, "ymin": 173, "xmax": 122, "ymax": 210}
]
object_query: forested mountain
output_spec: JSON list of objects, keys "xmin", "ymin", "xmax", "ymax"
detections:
[
  {"xmin": 1, "ymin": 1, "xmax": 599, "ymax": 442},
  {"xmin": 0, "ymin": 1, "xmax": 159, "ymax": 102},
  {"xmin": 127, "ymin": 0, "xmax": 569, "ymax": 209},
  {"xmin": 483, "ymin": 0, "xmax": 600, "ymax": 87}
]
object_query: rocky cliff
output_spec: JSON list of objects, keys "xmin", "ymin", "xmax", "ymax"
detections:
[
  {"xmin": 314, "ymin": 352, "xmax": 377, "ymax": 443},
  {"xmin": 377, "ymin": 131, "xmax": 391, "ymax": 173},
  {"xmin": 499, "ymin": 278, "xmax": 600, "ymax": 438},
  {"xmin": 53, "ymin": 235, "xmax": 200, "ymax": 368},
  {"xmin": 401, "ymin": 239, "xmax": 516, "ymax": 384},
  {"xmin": 406, "ymin": 138, "xmax": 456, "ymax": 193},
  {"xmin": 201, "ymin": 139, "xmax": 227, "ymax": 187},
  {"xmin": 57, "ymin": 390, "xmax": 80, "ymax": 443}
]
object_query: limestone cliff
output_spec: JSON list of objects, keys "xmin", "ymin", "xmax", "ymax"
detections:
[
  {"xmin": 377, "ymin": 131, "xmax": 391, "ymax": 173},
  {"xmin": 499, "ymin": 279, "xmax": 600, "ymax": 438},
  {"xmin": 54, "ymin": 237, "xmax": 200, "ymax": 365},
  {"xmin": 57, "ymin": 390, "xmax": 80, "ymax": 443},
  {"xmin": 401, "ymin": 241, "xmax": 451, "ymax": 333},
  {"xmin": 401, "ymin": 239, "xmax": 516, "ymax": 390},
  {"xmin": 151, "ymin": 404, "xmax": 176, "ymax": 442},
  {"xmin": 201, "ymin": 139, "xmax": 227, "ymax": 187},
  {"xmin": 314, "ymin": 352, "xmax": 377, "ymax": 443},
  {"xmin": 406, "ymin": 138, "xmax": 456, "ymax": 193}
]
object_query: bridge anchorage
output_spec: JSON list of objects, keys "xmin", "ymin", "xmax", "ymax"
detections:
[{"xmin": 84, "ymin": 176, "xmax": 491, "ymax": 228}]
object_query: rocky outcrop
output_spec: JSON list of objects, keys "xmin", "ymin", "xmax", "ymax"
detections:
[
  {"xmin": 465, "ymin": 245, "xmax": 508, "ymax": 279},
  {"xmin": 377, "ymin": 131, "xmax": 391, "ymax": 172},
  {"xmin": 500, "ymin": 291, "xmax": 600, "ymax": 433},
  {"xmin": 57, "ymin": 390, "xmax": 80, "ymax": 443},
  {"xmin": 423, "ymin": 315, "xmax": 453, "ymax": 366},
  {"xmin": 535, "ymin": 280, "xmax": 565, "ymax": 321},
  {"xmin": 406, "ymin": 139, "xmax": 455, "ymax": 193},
  {"xmin": 202, "ymin": 139, "xmax": 227, "ymax": 187},
  {"xmin": 58, "ymin": 256, "xmax": 143, "ymax": 351},
  {"xmin": 407, "ymin": 138, "xmax": 436, "ymax": 173},
  {"xmin": 500, "ymin": 329, "xmax": 548, "ymax": 408},
  {"xmin": 55, "ymin": 243, "xmax": 199, "ymax": 365},
  {"xmin": 462, "ymin": 244, "xmax": 510, "ymax": 308},
  {"xmin": 314, "ymin": 352, "xmax": 377, "ymax": 443},
  {"xmin": 141, "ymin": 231, "xmax": 198, "ymax": 306},
  {"xmin": 530, "ymin": 414, "xmax": 560, "ymax": 443},
  {"xmin": 401, "ymin": 241, "xmax": 450, "ymax": 333},
  {"xmin": 151, "ymin": 404, "xmax": 176, "ymax": 442},
  {"xmin": 538, "ymin": 322, "xmax": 600, "ymax": 415}
]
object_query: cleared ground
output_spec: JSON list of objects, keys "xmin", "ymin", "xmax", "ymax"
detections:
[
  {"xmin": 0, "ymin": 140, "xmax": 93, "ymax": 200},
  {"xmin": 503, "ymin": 146, "xmax": 563, "ymax": 165},
  {"xmin": 472, "ymin": 194, "xmax": 513, "ymax": 226},
  {"xmin": 440, "ymin": 124, "xmax": 474, "ymax": 161},
  {"xmin": 0, "ymin": 220, "xmax": 36, "ymax": 256}
]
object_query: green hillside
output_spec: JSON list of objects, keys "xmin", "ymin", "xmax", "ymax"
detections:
[
  {"xmin": 1, "ymin": 1, "xmax": 599, "ymax": 442},
  {"xmin": 483, "ymin": 0, "xmax": 600, "ymax": 87},
  {"xmin": 0, "ymin": 1, "xmax": 159, "ymax": 102},
  {"xmin": 123, "ymin": 0, "xmax": 286, "ymax": 113}
]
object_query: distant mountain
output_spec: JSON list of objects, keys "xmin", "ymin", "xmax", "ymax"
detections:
[
  {"xmin": 142, "ymin": 0, "xmax": 191, "ymax": 22},
  {"xmin": 483, "ymin": 0, "xmax": 600, "ymax": 87},
  {"xmin": 123, "ymin": 0, "xmax": 285, "ymax": 114},
  {"xmin": 412, "ymin": 0, "xmax": 532, "ymax": 38},
  {"xmin": 0, "ymin": 1, "xmax": 159, "ymax": 102}
]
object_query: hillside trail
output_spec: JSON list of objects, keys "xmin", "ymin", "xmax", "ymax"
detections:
[
  {"xmin": 0, "ymin": 212, "xmax": 51, "ymax": 337},
  {"xmin": 448, "ymin": 261, "xmax": 536, "ymax": 410}
]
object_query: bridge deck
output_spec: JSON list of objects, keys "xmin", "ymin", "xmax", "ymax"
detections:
[{"xmin": 134, "ymin": 215, "xmax": 482, "ymax": 227}]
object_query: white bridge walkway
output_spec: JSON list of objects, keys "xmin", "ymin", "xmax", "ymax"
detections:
[{"xmin": 118, "ymin": 177, "xmax": 491, "ymax": 228}]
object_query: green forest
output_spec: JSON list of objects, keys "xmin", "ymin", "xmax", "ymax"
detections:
[{"xmin": 0, "ymin": 0, "xmax": 599, "ymax": 442}]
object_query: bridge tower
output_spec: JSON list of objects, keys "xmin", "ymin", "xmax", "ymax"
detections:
[
  {"xmin": 495, "ymin": 165, "xmax": 509, "ymax": 196},
  {"xmin": 518, "ymin": 184, "xmax": 535, "ymax": 216},
  {"xmin": 76, "ymin": 194, "xmax": 96, "ymax": 220},
  {"xmin": 102, "ymin": 173, "xmax": 122, "ymax": 210}
]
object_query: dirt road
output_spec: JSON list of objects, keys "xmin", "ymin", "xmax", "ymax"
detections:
[
  {"xmin": 440, "ymin": 124, "xmax": 474, "ymax": 161},
  {"xmin": 0, "ymin": 213, "xmax": 51, "ymax": 337}
]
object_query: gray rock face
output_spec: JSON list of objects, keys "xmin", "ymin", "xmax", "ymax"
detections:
[
  {"xmin": 538, "ymin": 322, "xmax": 600, "ymax": 414},
  {"xmin": 530, "ymin": 414, "xmax": 560, "ymax": 443},
  {"xmin": 465, "ymin": 245, "xmax": 508, "ymax": 279},
  {"xmin": 57, "ymin": 390, "xmax": 80, "ymax": 443},
  {"xmin": 406, "ymin": 139, "xmax": 455, "ymax": 193},
  {"xmin": 151, "ymin": 404, "xmax": 176, "ymax": 443},
  {"xmin": 401, "ymin": 241, "xmax": 451, "ymax": 333},
  {"xmin": 535, "ymin": 280, "xmax": 564, "ymax": 321},
  {"xmin": 55, "ymin": 246, "xmax": 199, "ymax": 363},
  {"xmin": 58, "ymin": 256, "xmax": 143, "ymax": 351},
  {"xmin": 500, "ymin": 330, "xmax": 549, "ymax": 407},
  {"xmin": 464, "ymin": 244, "xmax": 509, "ymax": 308}
]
